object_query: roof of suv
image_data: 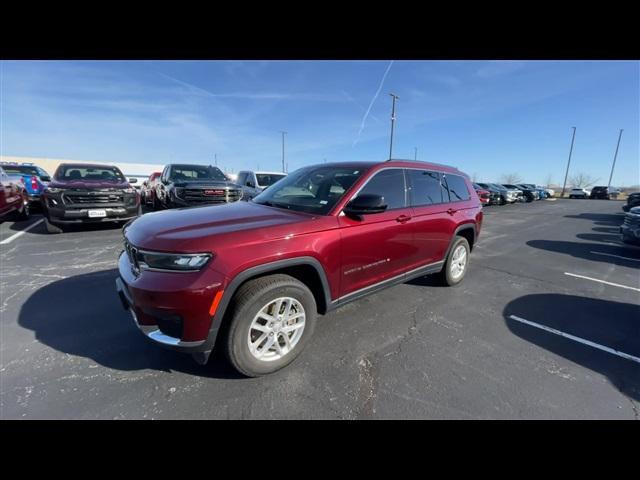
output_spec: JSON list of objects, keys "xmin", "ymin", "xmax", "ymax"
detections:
[{"xmin": 306, "ymin": 159, "xmax": 463, "ymax": 175}]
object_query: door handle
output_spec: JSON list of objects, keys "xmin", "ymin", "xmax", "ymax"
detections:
[
  {"xmin": 396, "ymin": 214, "xmax": 412, "ymax": 223},
  {"xmin": 447, "ymin": 208, "xmax": 457, "ymax": 215}
]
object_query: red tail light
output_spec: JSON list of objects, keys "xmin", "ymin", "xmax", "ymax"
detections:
[{"xmin": 31, "ymin": 175, "xmax": 39, "ymax": 191}]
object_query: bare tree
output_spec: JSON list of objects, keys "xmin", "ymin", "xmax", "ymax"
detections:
[
  {"xmin": 500, "ymin": 172, "xmax": 523, "ymax": 184},
  {"xmin": 569, "ymin": 172, "xmax": 600, "ymax": 188},
  {"xmin": 471, "ymin": 172, "xmax": 479, "ymax": 183}
]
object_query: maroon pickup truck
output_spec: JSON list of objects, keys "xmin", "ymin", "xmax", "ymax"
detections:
[
  {"xmin": 42, "ymin": 163, "xmax": 141, "ymax": 233},
  {"xmin": 116, "ymin": 160, "xmax": 483, "ymax": 376}
]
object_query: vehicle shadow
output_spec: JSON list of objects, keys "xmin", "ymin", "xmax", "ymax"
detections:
[
  {"xmin": 526, "ymin": 240, "xmax": 640, "ymax": 268},
  {"xmin": 504, "ymin": 294, "xmax": 640, "ymax": 402},
  {"xmin": 17, "ymin": 269, "xmax": 244, "ymax": 379},
  {"xmin": 576, "ymin": 232, "xmax": 628, "ymax": 244},
  {"xmin": 564, "ymin": 212, "xmax": 625, "ymax": 227},
  {"xmin": 12, "ymin": 217, "xmax": 126, "ymax": 235}
]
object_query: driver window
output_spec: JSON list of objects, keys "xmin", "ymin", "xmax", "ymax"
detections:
[{"xmin": 357, "ymin": 169, "xmax": 407, "ymax": 210}]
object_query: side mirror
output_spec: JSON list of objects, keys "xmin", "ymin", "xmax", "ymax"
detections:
[
  {"xmin": 41, "ymin": 176, "xmax": 51, "ymax": 182},
  {"xmin": 128, "ymin": 177, "xmax": 138, "ymax": 184},
  {"xmin": 344, "ymin": 194, "xmax": 387, "ymax": 217},
  {"xmin": 246, "ymin": 181, "xmax": 256, "ymax": 188}
]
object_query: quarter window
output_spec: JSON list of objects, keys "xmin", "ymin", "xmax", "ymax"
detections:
[
  {"xmin": 357, "ymin": 169, "xmax": 407, "ymax": 210},
  {"xmin": 443, "ymin": 174, "xmax": 471, "ymax": 202}
]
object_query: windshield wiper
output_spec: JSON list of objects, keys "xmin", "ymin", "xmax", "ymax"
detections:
[{"xmin": 256, "ymin": 200, "xmax": 291, "ymax": 210}]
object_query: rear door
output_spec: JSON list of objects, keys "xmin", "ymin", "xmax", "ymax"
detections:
[
  {"xmin": 338, "ymin": 168, "xmax": 415, "ymax": 297},
  {"xmin": 441, "ymin": 173, "xmax": 478, "ymax": 242},
  {"xmin": 406, "ymin": 169, "xmax": 453, "ymax": 265}
]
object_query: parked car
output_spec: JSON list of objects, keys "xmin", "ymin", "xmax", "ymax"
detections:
[
  {"xmin": 501, "ymin": 184, "xmax": 530, "ymax": 202},
  {"xmin": 0, "ymin": 166, "xmax": 30, "ymax": 221},
  {"xmin": 589, "ymin": 186, "xmax": 615, "ymax": 200},
  {"xmin": 237, "ymin": 170, "xmax": 288, "ymax": 200},
  {"xmin": 0, "ymin": 162, "xmax": 51, "ymax": 207},
  {"xmin": 516, "ymin": 184, "xmax": 541, "ymax": 201},
  {"xmin": 153, "ymin": 164, "xmax": 243, "ymax": 209},
  {"xmin": 473, "ymin": 183, "xmax": 498, "ymax": 205},
  {"xmin": 42, "ymin": 163, "xmax": 141, "ymax": 233},
  {"xmin": 479, "ymin": 183, "xmax": 519, "ymax": 204},
  {"xmin": 141, "ymin": 172, "xmax": 161, "ymax": 206},
  {"xmin": 622, "ymin": 192, "xmax": 640, "ymax": 212},
  {"xmin": 543, "ymin": 187, "xmax": 555, "ymax": 197},
  {"xmin": 568, "ymin": 188, "xmax": 590, "ymax": 199},
  {"xmin": 620, "ymin": 206, "xmax": 640, "ymax": 245},
  {"xmin": 116, "ymin": 160, "xmax": 483, "ymax": 376}
]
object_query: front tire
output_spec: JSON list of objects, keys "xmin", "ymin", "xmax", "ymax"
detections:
[
  {"xmin": 14, "ymin": 200, "xmax": 30, "ymax": 221},
  {"xmin": 439, "ymin": 236, "xmax": 470, "ymax": 286},
  {"xmin": 44, "ymin": 216, "xmax": 63, "ymax": 234},
  {"xmin": 224, "ymin": 274, "xmax": 317, "ymax": 377}
]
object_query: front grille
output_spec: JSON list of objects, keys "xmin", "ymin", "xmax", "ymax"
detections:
[
  {"xmin": 623, "ymin": 215, "xmax": 640, "ymax": 228},
  {"xmin": 62, "ymin": 188, "xmax": 125, "ymax": 205},
  {"xmin": 180, "ymin": 187, "xmax": 242, "ymax": 204},
  {"xmin": 124, "ymin": 240, "xmax": 140, "ymax": 275}
]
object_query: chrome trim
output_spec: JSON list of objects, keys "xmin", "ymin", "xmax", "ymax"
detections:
[{"xmin": 130, "ymin": 310, "xmax": 206, "ymax": 347}]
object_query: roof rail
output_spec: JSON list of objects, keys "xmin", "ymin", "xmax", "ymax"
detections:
[{"xmin": 386, "ymin": 158, "xmax": 460, "ymax": 170}]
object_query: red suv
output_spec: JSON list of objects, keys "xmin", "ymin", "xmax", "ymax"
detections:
[{"xmin": 116, "ymin": 160, "xmax": 483, "ymax": 376}]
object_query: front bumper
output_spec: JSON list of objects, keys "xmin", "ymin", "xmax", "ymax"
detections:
[
  {"xmin": 47, "ymin": 205, "xmax": 139, "ymax": 224},
  {"xmin": 116, "ymin": 251, "xmax": 228, "ymax": 353}
]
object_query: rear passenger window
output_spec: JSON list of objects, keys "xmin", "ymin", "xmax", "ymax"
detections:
[
  {"xmin": 444, "ymin": 174, "xmax": 471, "ymax": 202},
  {"xmin": 357, "ymin": 169, "xmax": 406, "ymax": 210},
  {"xmin": 407, "ymin": 169, "xmax": 443, "ymax": 206}
]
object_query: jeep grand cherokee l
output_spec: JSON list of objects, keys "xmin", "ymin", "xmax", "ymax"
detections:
[
  {"xmin": 42, "ymin": 163, "xmax": 141, "ymax": 233},
  {"xmin": 116, "ymin": 160, "xmax": 483, "ymax": 376},
  {"xmin": 154, "ymin": 164, "xmax": 242, "ymax": 209}
]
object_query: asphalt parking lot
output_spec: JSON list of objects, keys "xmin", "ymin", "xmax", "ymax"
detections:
[{"xmin": 1, "ymin": 199, "xmax": 638, "ymax": 419}]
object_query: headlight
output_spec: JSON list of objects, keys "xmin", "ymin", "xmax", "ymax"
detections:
[
  {"xmin": 137, "ymin": 251, "xmax": 212, "ymax": 272},
  {"xmin": 46, "ymin": 187, "xmax": 63, "ymax": 194},
  {"xmin": 123, "ymin": 187, "xmax": 136, "ymax": 194}
]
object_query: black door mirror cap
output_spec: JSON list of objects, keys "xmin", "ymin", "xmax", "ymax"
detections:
[{"xmin": 344, "ymin": 193, "xmax": 388, "ymax": 217}]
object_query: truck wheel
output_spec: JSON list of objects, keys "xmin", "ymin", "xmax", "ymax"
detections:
[
  {"xmin": 44, "ymin": 216, "xmax": 63, "ymax": 234},
  {"xmin": 439, "ymin": 236, "xmax": 470, "ymax": 286},
  {"xmin": 152, "ymin": 193, "xmax": 159, "ymax": 210},
  {"xmin": 224, "ymin": 274, "xmax": 317, "ymax": 377}
]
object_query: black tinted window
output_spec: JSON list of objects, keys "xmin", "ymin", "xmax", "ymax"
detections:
[
  {"xmin": 358, "ymin": 169, "xmax": 406, "ymax": 210},
  {"xmin": 408, "ymin": 169, "xmax": 443, "ymax": 206},
  {"xmin": 444, "ymin": 174, "xmax": 471, "ymax": 201},
  {"xmin": 237, "ymin": 172, "xmax": 248, "ymax": 185}
]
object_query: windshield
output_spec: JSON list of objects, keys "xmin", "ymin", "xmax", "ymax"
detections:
[
  {"xmin": 170, "ymin": 165, "xmax": 228, "ymax": 182},
  {"xmin": 256, "ymin": 173, "xmax": 287, "ymax": 187},
  {"xmin": 488, "ymin": 183, "xmax": 506, "ymax": 191},
  {"xmin": 55, "ymin": 165, "xmax": 125, "ymax": 182},
  {"xmin": 253, "ymin": 165, "xmax": 367, "ymax": 215}
]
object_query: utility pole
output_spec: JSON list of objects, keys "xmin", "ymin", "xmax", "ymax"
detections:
[
  {"xmin": 280, "ymin": 131, "xmax": 287, "ymax": 173},
  {"xmin": 214, "ymin": 154, "xmax": 217, "ymax": 167},
  {"xmin": 561, "ymin": 127, "xmax": 577, "ymax": 198},
  {"xmin": 414, "ymin": 147, "xmax": 417, "ymax": 161},
  {"xmin": 607, "ymin": 129, "xmax": 624, "ymax": 189},
  {"xmin": 388, "ymin": 93, "xmax": 399, "ymax": 160}
]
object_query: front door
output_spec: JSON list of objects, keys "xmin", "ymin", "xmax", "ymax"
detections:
[{"xmin": 338, "ymin": 168, "xmax": 416, "ymax": 297}]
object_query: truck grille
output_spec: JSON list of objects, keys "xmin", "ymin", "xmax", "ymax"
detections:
[
  {"xmin": 63, "ymin": 189, "xmax": 124, "ymax": 205},
  {"xmin": 623, "ymin": 214, "xmax": 640, "ymax": 228},
  {"xmin": 181, "ymin": 188, "xmax": 242, "ymax": 204}
]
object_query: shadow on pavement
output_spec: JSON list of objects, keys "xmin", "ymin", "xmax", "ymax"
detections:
[
  {"xmin": 18, "ymin": 269, "xmax": 244, "ymax": 379},
  {"xmin": 504, "ymin": 294, "xmax": 640, "ymax": 402},
  {"xmin": 564, "ymin": 212, "xmax": 625, "ymax": 227},
  {"xmin": 526, "ymin": 240, "xmax": 640, "ymax": 268}
]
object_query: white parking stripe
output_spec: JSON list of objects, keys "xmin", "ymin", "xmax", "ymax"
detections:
[
  {"xmin": 564, "ymin": 272, "xmax": 640, "ymax": 292},
  {"xmin": 509, "ymin": 315, "xmax": 640, "ymax": 365},
  {"xmin": 590, "ymin": 251, "xmax": 640, "ymax": 262},
  {"xmin": 0, "ymin": 219, "xmax": 44, "ymax": 245}
]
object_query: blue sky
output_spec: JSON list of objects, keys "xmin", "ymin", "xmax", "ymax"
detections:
[{"xmin": 1, "ymin": 60, "xmax": 638, "ymax": 186}]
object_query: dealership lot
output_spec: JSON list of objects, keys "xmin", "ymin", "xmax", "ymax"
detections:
[{"xmin": 1, "ymin": 199, "xmax": 638, "ymax": 419}]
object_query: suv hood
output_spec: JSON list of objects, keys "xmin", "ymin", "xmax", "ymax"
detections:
[
  {"xmin": 125, "ymin": 201, "xmax": 323, "ymax": 252},
  {"xmin": 48, "ymin": 179, "xmax": 131, "ymax": 189}
]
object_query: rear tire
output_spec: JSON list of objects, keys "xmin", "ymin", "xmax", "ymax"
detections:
[
  {"xmin": 14, "ymin": 200, "xmax": 30, "ymax": 221},
  {"xmin": 438, "ymin": 236, "xmax": 471, "ymax": 287},
  {"xmin": 224, "ymin": 274, "xmax": 317, "ymax": 377},
  {"xmin": 44, "ymin": 216, "xmax": 63, "ymax": 234}
]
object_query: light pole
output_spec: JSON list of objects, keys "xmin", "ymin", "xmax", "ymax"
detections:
[
  {"xmin": 388, "ymin": 93, "xmax": 399, "ymax": 160},
  {"xmin": 607, "ymin": 129, "xmax": 624, "ymax": 189},
  {"xmin": 414, "ymin": 147, "xmax": 417, "ymax": 161},
  {"xmin": 280, "ymin": 131, "xmax": 287, "ymax": 173},
  {"xmin": 561, "ymin": 127, "xmax": 577, "ymax": 198},
  {"xmin": 214, "ymin": 153, "xmax": 217, "ymax": 167}
]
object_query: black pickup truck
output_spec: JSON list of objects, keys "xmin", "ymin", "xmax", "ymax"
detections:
[{"xmin": 153, "ymin": 164, "xmax": 243, "ymax": 209}]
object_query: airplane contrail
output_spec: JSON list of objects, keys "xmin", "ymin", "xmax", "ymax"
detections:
[{"xmin": 353, "ymin": 60, "xmax": 394, "ymax": 147}]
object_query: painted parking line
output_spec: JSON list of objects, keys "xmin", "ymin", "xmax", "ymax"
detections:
[
  {"xmin": 564, "ymin": 272, "xmax": 640, "ymax": 292},
  {"xmin": 590, "ymin": 251, "xmax": 640, "ymax": 262},
  {"xmin": 509, "ymin": 315, "xmax": 640, "ymax": 365},
  {"xmin": 0, "ymin": 219, "xmax": 44, "ymax": 245}
]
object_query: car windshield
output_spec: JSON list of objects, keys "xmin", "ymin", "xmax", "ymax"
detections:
[
  {"xmin": 252, "ymin": 165, "xmax": 367, "ymax": 215},
  {"xmin": 55, "ymin": 165, "xmax": 125, "ymax": 182},
  {"xmin": 256, "ymin": 173, "xmax": 287, "ymax": 187},
  {"xmin": 170, "ymin": 165, "xmax": 228, "ymax": 182},
  {"xmin": 489, "ymin": 183, "xmax": 506, "ymax": 191}
]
